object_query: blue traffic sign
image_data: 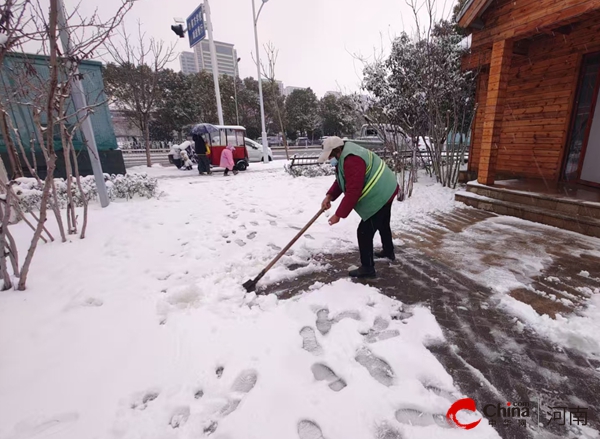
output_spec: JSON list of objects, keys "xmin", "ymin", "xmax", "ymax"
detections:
[{"xmin": 187, "ymin": 5, "xmax": 206, "ymax": 48}]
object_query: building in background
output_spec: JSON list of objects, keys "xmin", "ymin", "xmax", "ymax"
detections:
[
  {"xmin": 283, "ymin": 86, "xmax": 306, "ymax": 97},
  {"xmin": 179, "ymin": 52, "xmax": 198, "ymax": 75},
  {"xmin": 325, "ymin": 91, "xmax": 342, "ymax": 98},
  {"xmin": 179, "ymin": 40, "xmax": 238, "ymax": 77}
]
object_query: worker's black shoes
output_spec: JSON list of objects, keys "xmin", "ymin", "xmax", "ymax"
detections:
[
  {"xmin": 349, "ymin": 266, "xmax": 377, "ymax": 278},
  {"xmin": 375, "ymin": 250, "xmax": 396, "ymax": 261}
]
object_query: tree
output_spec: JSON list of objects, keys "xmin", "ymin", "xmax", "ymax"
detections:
[
  {"xmin": 0, "ymin": 0, "xmax": 132, "ymax": 290},
  {"xmin": 260, "ymin": 42, "xmax": 289, "ymax": 158},
  {"xmin": 320, "ymin": 94, "xmax": 359, "ymax": 137},
  {"xmin": 104, "ymin": 24, "xmax": 175, "ymax": 167},
  {"xmin": 361, "ymin": 4, "xmax": 476, "ymax": 190},
  {"xmin": 285, "ymin": 88, "xmax": 320, "ymax": 140}
]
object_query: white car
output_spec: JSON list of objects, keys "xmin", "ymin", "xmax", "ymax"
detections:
[{"xmin": 245, "ymin": 138, "xmax": 273, "ymax": 162}]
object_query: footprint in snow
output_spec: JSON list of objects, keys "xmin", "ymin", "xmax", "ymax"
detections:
[
  {"xmin": 169, "ymin": 406, "xmax": 190, "ymax": 428},
  {"xmin": 304, "ymin": 234, "xmax": 315, "ymax": 240},
  {"xmin": 247, "ymin": 231, "xmax": 257, "ymax": 240},
  {"xmin": 315, "ymin": 309, "xmax": 361, "ymax": 336},
  {"xmin": 269, "ymin": 220, "xmax": 277, "ymax": 226},
  {"xmin": 376, "ymin": 423, "xmax": 405, "ymax": 439},
  {"xmin": 311, "ymin": 363, "xmax": 346, "ymax": 391},
  {"xmin": 130, "ymin": 391, "xmax": 159, "ymax": 410},
  {"xmin": 227, "ymin": 213, "xmax": 239, "ymax": 219},
  {"xmin": 250, "ymin": 221, "xmax": 259, "ymax": 226},
  {"xmin": 268, "ymin": 243, "xmax": 282, "ymax": 251},
  {"xmin": 316, "ymin": 309, "xmax": 332, "ymax": 335},
  {"xmin": 235, "ymin": 239, "xmax": 246, "ymax": 247},
  {"xmin": 366, "ymin": 330, "xmax": 400, "ymax": 344},
  {"xmin": 220, "ymin": 369, "xmax": 258, "ymax": 416},
  {"xmin": 194, "ymin": 389, "xmax": 204, "ymax": 399},
  {"xmin": 355, "ymin": 347, "xmax": 394, "ymax": 387},
  {"xmin": 216, "ymin": 366, "xmax": 224, "ymax": 378},
  {"xmin": 203, "ymin": 420, "xmax": 218, "ymax": 435},
  {"xmin": 298, "ymin": 420, "xmax": 326, "ymax": 439},
  {"xmin": 333, "ymin": 310, "xmax": 361, "ymax": 323},
  {"xmin": 82, "ymin": 297, "xmax": 103, "ymax": 307},
  {"xmin": 365, "ymin": 316, "xmax": 400, "ymax": 343},
  {"xmin": 300, "ymin": 327, "xmax": 322, "ymax": 355},
  {"xmin": 424, "ymin": 384, "xmax": 455, "ymax": 402},
  {"xmin": 394, "ymin": 408, "xmax": 449, "ymax": 428}
]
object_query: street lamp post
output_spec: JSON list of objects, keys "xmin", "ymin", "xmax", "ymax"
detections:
[
  {"xmin": 252, "ymin": 0, "xmax": 269, "ymax": 163},
  {"xmin": 233, "ymin": 57, "xmax": 241, "ymax": 126}
]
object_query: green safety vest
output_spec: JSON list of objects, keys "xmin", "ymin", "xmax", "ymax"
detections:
[{"xmin": 337, "ymin": 142, "xmax": 397, "ymax": 220}]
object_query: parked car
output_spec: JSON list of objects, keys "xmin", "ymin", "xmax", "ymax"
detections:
[
  {"xmin": 318, "ymin": 136, "xmax": 330, "ymax": 148},
  {"xmin": 267, "ymin": 136, "xmax": 283, "ymax": 146},
  {"xmin": 245, "ymin": 137, "xmax": 273, "ymax": 162},
  {"xmin": 296, "ymin": 137, "xmax": 311, "ymax": 147}
]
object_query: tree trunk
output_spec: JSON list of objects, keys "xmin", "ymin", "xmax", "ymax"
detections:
[
  {"xmin": 0, "ymin": 112, "xmax": 24, "ymax": 179},
  {"xmin": 19, "ymin": 0, "xmax": 60, "ymax": 291},
  {"xmin": 71, "ymin": 142, "xmax": 88, "ymax": 239},
  {"xmin": 144, "ymin": 117, "xmax": 152, "ymax": 167}
]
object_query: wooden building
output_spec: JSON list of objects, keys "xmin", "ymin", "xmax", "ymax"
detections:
[{"xmin": 460, "ymin": 0, "xmax": 600, "ymax": 187}]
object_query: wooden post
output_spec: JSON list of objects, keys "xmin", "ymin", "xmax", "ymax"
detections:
[{"xmin": 478, "ymin": 39, "xmax": 513, "ymax": 185}]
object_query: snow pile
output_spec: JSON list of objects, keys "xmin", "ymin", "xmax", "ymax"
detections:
[
  {"xmin": 284, "ymin": 163, "xmax": 336, "ymax": 178},
  {"xmin": 500, "ymin": 294, "xmax": 600, "ymax": 356},
  {"xmin": 12, "ymin": 173, "xmax": 159, "ymax": 211},
  {"xmin": 0, "ymin": 276, "xmax": 500, "ymax": 439}
]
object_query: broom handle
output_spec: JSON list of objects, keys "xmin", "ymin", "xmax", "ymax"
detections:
[{"xmin": 262, "ymin": 208, "xmax": 326, "ymax": 275}]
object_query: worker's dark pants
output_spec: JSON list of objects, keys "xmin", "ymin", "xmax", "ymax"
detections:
[
  {"xmin": 197, "ymin": 154, "xmax": 211, "ymax": 174},
  {"xmin": 357, "ymin": 201, "xmax": 394, "ymax": 269}
]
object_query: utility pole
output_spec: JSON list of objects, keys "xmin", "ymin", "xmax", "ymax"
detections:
[
  {"xmin": 56, "ymin": 0, "xmax": 109, "ymax": 207},
  {"xmin": 233, "ymin": 57, "xmax": 240, "ymax": 125},
  {"xmin": 204, "ymin": 0, "xmax": 224, "ymax": 125}
]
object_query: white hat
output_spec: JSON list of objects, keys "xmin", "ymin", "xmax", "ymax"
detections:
[{"xmin": 317, "ymin": 136, "xmax": 344, "ymax": 163}]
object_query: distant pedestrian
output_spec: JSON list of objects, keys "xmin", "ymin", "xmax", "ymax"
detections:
[
  {"xmin": 194, "ymin": 134, "xmax": 212, "ymax": 175},
  {"xmin": 180, "ymin": 149, "xmax": 193, "ymax": 170},
  {"xmin": 170, "ymin": 144, "xmax": 183, "ymax": 169},
  {"xmin": 220, "ymin": 145, "xmax": 238, "ymax": 176}
]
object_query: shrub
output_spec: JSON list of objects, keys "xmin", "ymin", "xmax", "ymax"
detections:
[{"xmin": 13, "ymin": 173, "xmax": 160, "ymax": 212}]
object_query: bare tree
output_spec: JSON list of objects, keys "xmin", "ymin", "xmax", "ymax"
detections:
[
  {"xmin": 259, "ymin": 42, "xmax": 289, "ymax": 159},
  {"xmin": 0, "ymin": 0, "xmax": 132, "ymax": 290},
  {"xmin": 104, "ymin": 24, "xmax": 176, "ymax": 167}
]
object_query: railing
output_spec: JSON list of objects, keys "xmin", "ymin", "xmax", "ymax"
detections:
[{"xmin": 121, "ymin": 148, "xmax": 171, "ymax": 168}]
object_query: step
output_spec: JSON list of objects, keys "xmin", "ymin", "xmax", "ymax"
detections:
[
  {"xmin": 466, "ymin": 182, "xmax": 600, "ymax": 220},
  {"xmin": 455, "ymin": 192, "xmax": 600, "ymax": 239}
]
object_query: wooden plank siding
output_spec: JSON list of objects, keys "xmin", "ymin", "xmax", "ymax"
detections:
[
  {"xmin": 469, "ymin": 10, "xmax": 600, "ymax": 180},
  {"xmin": 471, "ymin": 0, "xmax": 600, "ymax": 49}
]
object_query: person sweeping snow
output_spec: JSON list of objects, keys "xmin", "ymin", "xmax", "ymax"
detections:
[
  {"xmin": 220, "ymin": 145, "xmax": 238, "ymax": 176},
  {"xmin": 319, "ymin": 136, "xmax": 398, "ymax": 278}
]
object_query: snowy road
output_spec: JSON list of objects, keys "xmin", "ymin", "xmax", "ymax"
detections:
[{"xmin": 0, "ymin": 164, "xmax": 598, "ymax": 439}]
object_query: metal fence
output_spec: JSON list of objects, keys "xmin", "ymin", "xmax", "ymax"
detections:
[{"xmin": 121, "ymin": 148, "xmax": 171, "ymax": 168}]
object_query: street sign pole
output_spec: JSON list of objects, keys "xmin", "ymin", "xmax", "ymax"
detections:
[{"xmin": 203, "ymin": 0, "xmax": 224, "ymax": 126}]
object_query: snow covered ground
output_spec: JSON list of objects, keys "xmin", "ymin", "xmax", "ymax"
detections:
[{"xmin": 0, "ymin": 163, "xmax": 506, "ymax": 439}]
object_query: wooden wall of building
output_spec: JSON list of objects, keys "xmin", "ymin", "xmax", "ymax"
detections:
[
  {"xmin": 471, "ymin": 0, "xmax": 600, "ymax": 49},
  {"xmin": 469, "ymin": 11, "xmax": 600, "ymax": 180}
]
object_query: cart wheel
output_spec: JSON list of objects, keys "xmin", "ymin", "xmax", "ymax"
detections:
[{"xmin": 236, "ymin": 161, "xmax": 247, "ymax": 171}]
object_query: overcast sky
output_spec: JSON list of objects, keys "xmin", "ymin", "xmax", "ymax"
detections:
[{"xmin": 68, "ymin": 0, "xmax": 454, "ymax": 97}]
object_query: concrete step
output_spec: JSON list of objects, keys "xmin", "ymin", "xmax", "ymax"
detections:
[
  {"xmin": 455, "ymin": 191, "xmax": 600, "ymax": 238},
  {"xmin": 466, "ymin": 182, "xmax": 600, "ymax": 220}
]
